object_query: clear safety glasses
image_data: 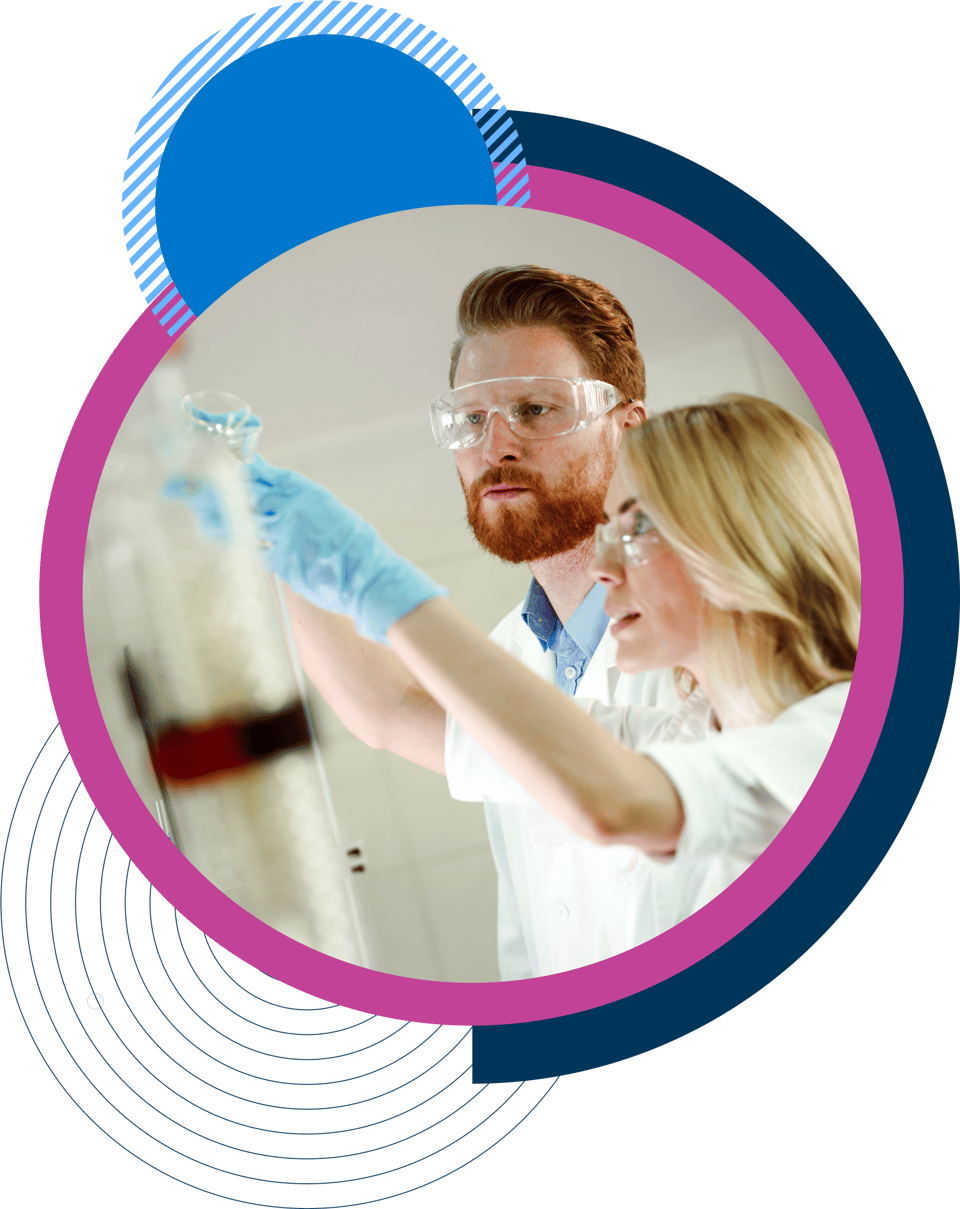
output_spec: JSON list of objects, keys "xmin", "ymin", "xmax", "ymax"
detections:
[
  {"xmin": 594, "ymin": 509, "xmax": 666, "ymax": 567},
  {"xmin": 430, "ymin": 376, "xmax": 622, "ymax": 451}
]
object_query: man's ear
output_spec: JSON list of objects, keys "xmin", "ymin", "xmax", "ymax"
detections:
[{"xmin": 621, "ymin": 399, "xmax": 647, "ymax": 430}]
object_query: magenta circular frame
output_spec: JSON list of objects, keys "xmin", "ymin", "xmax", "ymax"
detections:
[{"xmin": 42, "ymin": 165, "xmax": 900, "ymax": 1025}]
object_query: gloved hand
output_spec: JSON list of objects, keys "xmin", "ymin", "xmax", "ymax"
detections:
[
  {"xmin": 169, "ymin": 406, "xmax": 445, "ymax": 643},
  {"xmin": 249, "ymin": 453, "xmax": 446, "ymax": 643}
]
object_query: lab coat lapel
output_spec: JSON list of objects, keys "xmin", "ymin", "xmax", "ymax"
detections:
[
  {"xmin": 507, "ymin": 617, "xmax": 558, "ymax": 685},
  {"xmin": 577, "ymin": 627, "xmax": 620, "ymax": 705}
]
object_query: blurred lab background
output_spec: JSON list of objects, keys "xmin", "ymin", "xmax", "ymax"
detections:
[{"xmin": 84, "ymin": 203, "xmax": 817, "ymax": 982}]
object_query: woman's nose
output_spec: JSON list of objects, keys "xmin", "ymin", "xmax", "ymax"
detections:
[{"xmin": 590, "ymin": 540, "xmax": 625, "ymax": 586}]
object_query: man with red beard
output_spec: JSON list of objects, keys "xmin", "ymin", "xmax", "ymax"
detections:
[
  {"xmin": 436, "ymin": 267, "xmax": 679, "ymax": 977},
  {"xmin": 283, "ymin": 266, "xmax": 680, "ymax": 978},
  {"xmin": 448, "ymin": 268, "xmax": 644, "ymax": 671}
]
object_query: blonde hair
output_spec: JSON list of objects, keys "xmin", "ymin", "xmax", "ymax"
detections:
[{"xmin": 621, "ymin": 394, "xmax": 860, "ymax": 728}]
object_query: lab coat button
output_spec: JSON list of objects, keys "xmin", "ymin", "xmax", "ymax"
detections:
[
  {"xmin": 554, "ymin": 902, "xmax": 570, "ymax": 921},
  {"xmin": 564, "ymin": 666, "xmax": 577, "ymax": 680}
]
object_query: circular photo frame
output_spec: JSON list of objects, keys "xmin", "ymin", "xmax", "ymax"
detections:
[{"xmin": 43, "ymin": 34, "xmax": 958, "ymax": 1081}]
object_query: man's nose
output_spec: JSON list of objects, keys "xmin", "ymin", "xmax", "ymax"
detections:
[{"xmin": 480, "ymin": 409, "xmax": 523, "ymax": 465}]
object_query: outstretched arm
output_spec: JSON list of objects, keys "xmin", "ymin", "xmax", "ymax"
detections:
[
  {"xmin": 389, "ymin": 597, "xmax": 684, "ymax": 854},
  {"xmin": 176, "ymin": 423, "xmax": 683, "ymax": 846},
  {"xmin": 283, "ymin": 588, "xmax": 446, "ymax": 774}
]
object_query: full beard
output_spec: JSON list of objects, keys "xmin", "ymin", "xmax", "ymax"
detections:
[{"xmin": 461, "ymin": 454, "xmax": 613, "ymax": 564}]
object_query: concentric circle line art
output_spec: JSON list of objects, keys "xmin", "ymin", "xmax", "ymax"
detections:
[
  {"xmin": 94, "ymin": 843, "xmax": 474, "ymax": 1114},
  {"xmin": 70, "ymin": 837, "xmax": 493, "ymax": 1165},
  {"xmin": 3, "ymin": 742, "xmax": 213, "ymax": 1200},
  {"xmin": 180, "ymin": 1079, "xmax": 533, "ymax": 1190},
  {"xmin": 110, "ymin": 838, "xmax": 453, "ymax": 1086},
  {"xmin": 1, "ymin": 722, "xmax": 64, "ymax": 977},
  {"xmin": 201, "ymin": 934, "xmax": 343, "ymax": 1009},
  {"xmin": 22, "ymin": 749, "xmax": 534, "ymax": 1184},
  {"xmin": 146, "ymin": 881, "xmax": 415, "ymax": 1060},
  {"xmin": 6, "ymin": 969, "xmax": 550, "ymax": 1209},
  {"xmin": 3, "ymin": 730, "xmax": 556, "ymax": 1204},
  {"xmin": 21, "ymin": 761, "xmax": 206, "ymax": 1175},
  {"xmin": 76, "ymin": 812, "xmax": 343, "ymax": 1131},
  {"xmin": 170, "ymin": 903, "xmax": 382, "ymax": 1037},
  {"xmin": 61, "ymin": 797, "xmax": 478, "ymax": 1155},
  {"xmin": 71, "ymin": 802, "xmax": 478, "ymax": 1131},
  {"xmin": 60, "ymin": 798, "xmax": 275, "ymax": 1154},
  {"xmin": 125, "ymin": 3, "xmax": 529, "ymax": 336},
  {"xmin": 92, "ymin": 817, "xmax": 471, "ymax": 1107}
]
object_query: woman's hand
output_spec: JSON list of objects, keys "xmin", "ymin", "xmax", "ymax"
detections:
[
  {"xmin": 169, "ymin": 406, "xmax": 446, "ymax": 643},
  {"xmin": 248, "ymin": 454, "xmax": 445, "ymax": 642}
]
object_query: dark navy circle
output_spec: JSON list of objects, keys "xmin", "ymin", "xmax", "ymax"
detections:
[{"xmin": 471, "ymin": 111, "xmax": 959, "ymax": 1082}]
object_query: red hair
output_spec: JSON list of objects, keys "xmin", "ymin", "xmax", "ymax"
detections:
[{"xmin": 450, "ymin": 265, "xmax": 646, "ymax": 402}]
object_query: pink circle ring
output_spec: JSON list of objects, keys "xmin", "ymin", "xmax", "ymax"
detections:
[{"xmin": 43, "ymin": 169, "xmax": 899, "ymax": 1026}]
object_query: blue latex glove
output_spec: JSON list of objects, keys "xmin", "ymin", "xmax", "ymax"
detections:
[
  {"xmin": 169, "ymin": 407, "xmax": 445, "ymax": 643},
  {"xmin": 248, "ymin": 453, "xmax": 446, "ymax": 642}
]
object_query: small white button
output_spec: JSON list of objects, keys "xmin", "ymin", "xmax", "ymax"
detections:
[
  {"xmin": 554, "ymin": 902, "xmax": 570, "ymax": 921},
  {"xmin": 564, "ymin": 666, "xmax": 577, "ymax": 680}
]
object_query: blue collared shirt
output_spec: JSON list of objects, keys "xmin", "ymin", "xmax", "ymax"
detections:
[{"xmin": 520, "ymin": 580, "xmax": 610, "ymax": 696}]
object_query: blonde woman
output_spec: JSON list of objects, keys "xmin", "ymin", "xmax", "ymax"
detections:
[
  {"xmin": 395, "ymin": 396, "xmax": 859, "ymax": 942},
  {"xmin": 200, "ymin": 393, "xmax": 859, "ymax": 971}
]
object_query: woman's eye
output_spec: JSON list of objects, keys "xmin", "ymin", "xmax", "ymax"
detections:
[
  {"xmin": 633, "ymin": 511, "xmax": 654, "ymax": 536},
  {"xmin": 463, "ymin": 412, "xmax": 486, "ymax": 426}
]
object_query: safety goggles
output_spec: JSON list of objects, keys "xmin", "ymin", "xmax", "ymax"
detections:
[
  {"xmin": 594, "ymin": 508, "xmax": 666, "ymax": 567},
  {"xmin": 430, "ymin": 376, "xmax": 622, "ymax": 451}
]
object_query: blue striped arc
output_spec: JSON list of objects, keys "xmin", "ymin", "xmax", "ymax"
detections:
[{"xmin": 124, "ymin": 4, "xmax": 530, "ymax": 335}]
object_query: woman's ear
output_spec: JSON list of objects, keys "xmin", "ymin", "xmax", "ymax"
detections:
[{"xmin": 621, "ymin": 400, "xmax": 647, "ymax": 430}]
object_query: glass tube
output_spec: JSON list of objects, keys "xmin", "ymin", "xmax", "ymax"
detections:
[{"xmin": 85, "ymin": 376, "xmax": 367, "ymax": 964}]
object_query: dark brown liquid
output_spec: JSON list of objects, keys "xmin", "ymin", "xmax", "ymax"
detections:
[{"xmin": 151, "ymin": 701, "xmax": 312, "ymax": 786}]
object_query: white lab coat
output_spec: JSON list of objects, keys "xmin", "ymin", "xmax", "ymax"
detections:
[
  {"xmin": 445, "ymin": 603, "xmax": 850, "ymax": 979},
  {"xmin": 445, "ymin": 602, "xmax": 680, "ymax": 979}
]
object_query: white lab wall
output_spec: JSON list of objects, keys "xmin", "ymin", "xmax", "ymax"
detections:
[{"xmin": 98, "ymin": 203, "xmax": 816, "ymax": 981}]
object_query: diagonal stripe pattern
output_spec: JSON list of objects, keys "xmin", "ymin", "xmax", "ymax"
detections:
[{"xmin": 124, "ymin": 5, "xmax": 530, "ymax": 337}]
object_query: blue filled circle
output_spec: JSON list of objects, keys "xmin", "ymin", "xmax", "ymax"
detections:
[{"xmin": 157, "ymin": 36, "xmax": 496, "ymax": 314}]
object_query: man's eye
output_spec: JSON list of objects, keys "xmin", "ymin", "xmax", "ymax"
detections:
[
  {"xmin": 463, "ymin": 412, "xmax": 486, "ymax": 426},
  {"xmin": 517, "ymin": 403, "xmax": 552, "ymax": 418}
]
